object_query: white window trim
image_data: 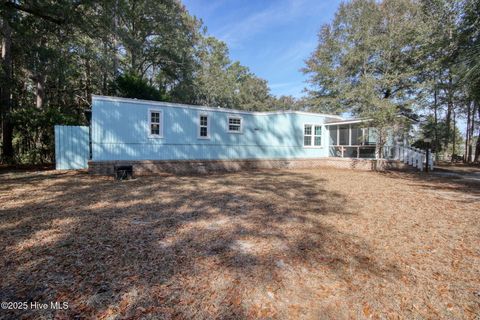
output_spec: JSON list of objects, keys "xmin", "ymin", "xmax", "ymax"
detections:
[
  {"xmin": 197, "ymin": 112, "xmax": 210, "ymax": 139},
  {"xmin": 148, "ymin": 108, "xmax": 164, "ymax": 138},
  {"xmin": 227, "ymin": 115, "xmax": 243, "ymax": 134},
  {"xmin": 303, "ymin": 123, "xmax": 323, "ymax": 148}
]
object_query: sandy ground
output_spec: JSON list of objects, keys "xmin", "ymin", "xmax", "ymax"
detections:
[{"xmin": 0, "ymin": 168, "xmax": 479, "ymax": 319}]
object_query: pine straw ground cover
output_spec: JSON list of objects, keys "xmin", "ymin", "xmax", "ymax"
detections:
[{"xmin": 0, "ymin": 168, "xmax": 479, "ymax": 319}]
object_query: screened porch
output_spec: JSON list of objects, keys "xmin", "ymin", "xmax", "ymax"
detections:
[{"xmin": 326, "ymin": 120, "xmax": 396, "ymax": 159}]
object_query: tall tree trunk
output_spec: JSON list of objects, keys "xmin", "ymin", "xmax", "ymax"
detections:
[
  {"xmin": 469, "ymin": 102, "xmax": 476, "ymax": 162},
  {"xmin": 375, "ymin": 127, "xmax": 386, "ymax": 160},
  {"xmin": 1, "ymin": 17, "xmax": 14, "ymax": 163},
  {"xmin": 464, "ymin": 101, "xmax": 471, "ymax": 163},
  {"xmin": 34, "ymin": 74, "xmax": 45, "ymax": 109},
  {"xmin": 102, "ymin": 39, "xmax": 108, "ymax": 94},
  {"xmin": 112, "ymin": 0, "xmax": 119, "ymax": 78},
  {"xmin": 444, "ymin": 76, "xmax": 453, "ymax": 149},
  {"xmin": 451, "ymin": 109, "xmax": 456, "ymax": 162},
  {"xmin": 374, "ymin": 91, "xmax": 391, "ymax": 159},
  {"xmin": 475, "ymin": 105, "xmax": 480, "ymax": 163},
  {"xmin": 433, "ymin": 74, "xmax": 439, "ymax": 154},
  {"xmin": 85, "ymin": 56, "xmax": 91, "ymax": 101}
]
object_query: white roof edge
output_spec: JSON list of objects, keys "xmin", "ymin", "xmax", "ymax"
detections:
[
  {"xmin": 91, "ymin": 95, "xmax": 344, "ymax": 119},
  {"xmin": 324, "ymin": 119, "xmax": 371, "ymax": 126}
]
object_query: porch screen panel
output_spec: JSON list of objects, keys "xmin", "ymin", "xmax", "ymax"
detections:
[
  {"xmin": 329, "ymin": 125, "xmax": 337, "ymax": 145},
  {"xmin": 351, "ymin": 126, "xmax": 363, "ymax": 145},
  {"xmin": 339, "ymin": 125, "xmax": 349, "ymax": 145},
  {"xmin": 365, "ymin": 128, "xmax": 377, "ymax": 145}
]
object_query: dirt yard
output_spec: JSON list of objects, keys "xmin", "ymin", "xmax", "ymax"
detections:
[{"xmin": 0, "ymin": 168, "xmax": 479, "ymax": 319}]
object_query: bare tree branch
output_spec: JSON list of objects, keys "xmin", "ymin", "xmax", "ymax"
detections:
[{"xmin": 3, "ymin": 1, "xmax": 65, "ymax": 24}]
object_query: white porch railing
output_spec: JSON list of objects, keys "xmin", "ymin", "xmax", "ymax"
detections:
[
  {"xmin": 329, "ymin": 145, "xmax": 435, "ymax": 171},
  {"xmin": 395, "ymin": 145, "xmax": 434, "ymax": 171}
]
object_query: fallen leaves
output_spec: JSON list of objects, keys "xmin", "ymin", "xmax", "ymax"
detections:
[{"xmin": 0, "ymin": 168, "xmax": 479, "ymax": 319}]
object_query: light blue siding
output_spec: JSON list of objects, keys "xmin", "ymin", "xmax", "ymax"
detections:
[
  {"xmin": 92, "ymin": 97, "xmax": 338, "ymax": 161},
  {"xmin": 55, "ymin": 125, "xmax": 90, "ymax": 169}
]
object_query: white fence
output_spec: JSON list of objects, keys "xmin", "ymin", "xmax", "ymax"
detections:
[
  {"xmin": 328, "ymin": 144, "xmax": 435, "ymax": 171},
  {"xmin": 395, "ymin": 146, "xmax": 434, "ymax": 171},
  {"xmin": 55, "ymin": 125, "xmax": 90, "ymax": 170}
]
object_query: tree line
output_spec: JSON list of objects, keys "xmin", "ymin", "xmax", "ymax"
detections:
[
  {"xmin": 1, "ymin": 0, "xmax": 479, "ymax": 164},
  {"xmin": 303, "ymin": 0, "xmax": 479, "ymax": 162},
  {"xmin": 0, "ymin": 0, "xmax": 302, "ymax": 164}
]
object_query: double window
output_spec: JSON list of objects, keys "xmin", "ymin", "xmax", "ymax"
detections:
[
  {"xmin": 304, "ymin": 124, "xmax": 322, "ymax": 147},
  {"xmin": 198, "ymin": 113, "xmax": 209, "ymax": 139},
  {"xmin": 149, "ymin": 109, "xmax": 163, "ymax": 138},
  {"xmin": 228, "ymin": 116, "xmax": 242, "ymax": 133}
]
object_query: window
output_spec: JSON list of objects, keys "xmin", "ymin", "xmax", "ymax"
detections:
[
  {"xmin": 198, "ymin": 114, "xmax": 209, "ymax": 139},
  {"xmin": 304, "ymin": 125, "xmax": 312, "ymax": 146},
  {"xmin": 228, "ymin": 116, "xmax": 242, "ymax": 133},
  {"xmin": 304, "ymin": 124, "xmax": 322, "ymax": 147},
  {"xmin": 314, "ymin": 125, "xmax": 322, "ymax": 146},
  {"xmin": 149, "ymin": 109, "xmax": 163, "ymax": 138}
]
